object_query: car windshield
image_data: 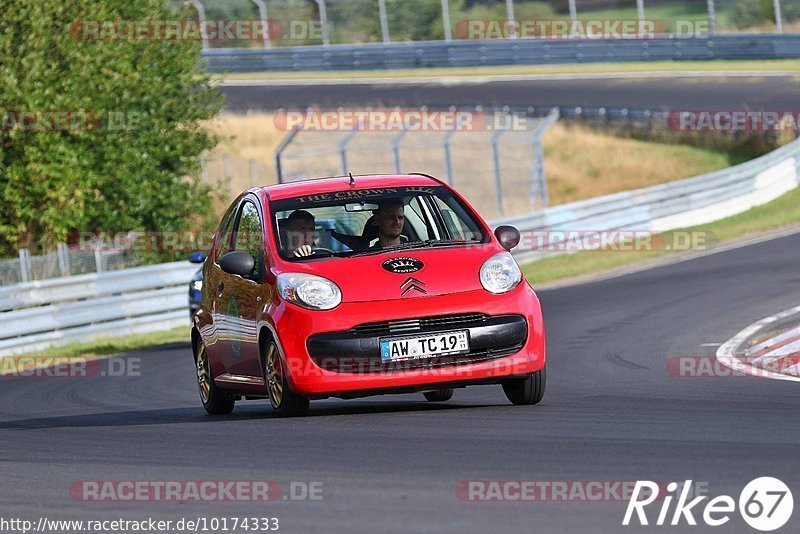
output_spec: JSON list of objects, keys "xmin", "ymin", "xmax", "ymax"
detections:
[{"xmin": 270, "ymin": 185, "xmax": 488, "ymax": 261}]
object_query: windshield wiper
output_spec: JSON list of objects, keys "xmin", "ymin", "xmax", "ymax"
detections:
[{"xmin": 348, "ymin": 239, "xmax": 473, "ymax": 258}]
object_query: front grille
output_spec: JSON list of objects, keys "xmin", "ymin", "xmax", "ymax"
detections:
[
  {"xmin": 349, "ymin": 313, "xmax": 488, "ymax": 336},
  {"xmin": 314, "ymin": 344, "xmax": 524, "ymax": 374},
  {"xmin": 308, "ymin": 313, "xmax": 528, "ymax": 374}
]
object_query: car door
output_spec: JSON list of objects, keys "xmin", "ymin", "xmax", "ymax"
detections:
[
  {"xmin": 218, "ymin": 197, "xmax": 266, "ymax": 381},
  {"xmin": 203, "ymin": 201, "xmax": 238, "ymax": 372}
]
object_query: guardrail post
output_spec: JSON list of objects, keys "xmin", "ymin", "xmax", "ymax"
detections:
[
  {"xmin": 275, "ymin": 125, "xmax": 301, "ymax": 184},
  {"xmin": 491, "ymin": 117, "xmax": 510, "ymax": 217},
  {"xmin": 251, "ymin": 0, "xmax": 271, "ymax": 48},
  {"xmin": 707, "ymin": 0, "xmax": 716, "ymax": 35},
  {"xmin": 391, "ymin": 131, "xmax": 406, "ymax": 174},
  {"xmin": 314, "ymin": 0, "xmax": 331, "ymax": 46},
  {"xmin": 506, "ymin": 0, "xmax": 517, "ymax": 39},
  {"xmin": 378, "ymin": 0, "xmax": 390, "ymax": 43},
  {"xmin": 774, "ymin": 0, "xmax": 783, "ymax": 34},
  {"xmin": 443, "ymin": 129, "xmax": 457, "ymax": 185},
  {"xmin": 441, "ymin": 0, "xmax": 453, "ymax": 42},
  {"xmin": 18, "ymin": 249, "xmax": 31, "ymax": 283},
  {"xmin": 339, "ymin": 128, "xmax": 360, "ymax": 175},
  {"xmin": 249, "ymin": 159, "xmax": 258, "ymax": 187},
  {"xmin": 94, "ymin": 243, "xmax": 104, "ymax": 274},
  {"xmin": 636, "ymin": 0, "xmax": 646, "ymax": 37},
  {"xmin": 190, "ymin": 0, "xmax": 209, "ymax": 50},
  {"xmin": 531, "ymin": 137, "xmax": 546, "ymax": 210},
  {"xmin": 57, "ymin": 242, "xmax": 70, "ymax": 277},
  {"xmin": 530, "ymin": 108, "xmax": 559, "ymax": 210}
]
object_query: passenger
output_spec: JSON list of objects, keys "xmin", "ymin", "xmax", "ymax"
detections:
[{"xmin": 370, "ymin": 199, "xmax": 406, "ymax": 248}]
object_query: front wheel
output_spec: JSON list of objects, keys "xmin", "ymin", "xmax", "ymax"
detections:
[
  {"xmin": 196, "ymin": 341, "xmax": 235, "ymax": 415},
  {"xmin": 265, "ymin": 341, "xmax": 309, "ymax": 417},
  {"xmin": 502, "ymin": 367, "xmax": 546, "ymax": 405}
]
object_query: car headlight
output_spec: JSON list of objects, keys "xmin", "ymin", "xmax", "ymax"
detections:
[
  {"xmin": 277, "ymin": 273, "xmax": 342, "ymax": 310},
  {"xmin": 480, "ymin": 252, "xmax": 522, "ymax": 294},
  {"xmin": 191, "ymin": 280, "xmax": 203, "ymax": 292}
]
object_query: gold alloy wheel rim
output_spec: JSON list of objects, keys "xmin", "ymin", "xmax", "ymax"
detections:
[
  {"xmin": 196, "ymin": 344, "xmax": 211, "ymax": 403},
  {"xmin": 266, "ymin": 343, "xmax": 283, "ymax": 407}
]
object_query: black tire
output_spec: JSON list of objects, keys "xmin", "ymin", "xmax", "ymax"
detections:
[
  {"xmin": 195, "ymin": 341, "xmax": 235, "ymax": 415},
  {"xmin": 264, "ymin": 341, "xmax": 309, "ymax": 417},
  {"xmin": 423, "ymin": 389, "xmax": 454, "ymax": 402},
  {"xmin": 502, "ymin": 367, "xmax": 546, "ymax": 405}
]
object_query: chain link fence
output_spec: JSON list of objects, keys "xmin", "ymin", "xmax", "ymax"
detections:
[
  {"xmin": 0, "ymin": 243, "xmax": 142, "ymax": 287},
  {"xmin": 274, "ymin": 109, "xmax": 559, "ymax": 220}
]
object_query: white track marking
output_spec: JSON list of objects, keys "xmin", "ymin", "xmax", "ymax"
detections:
[
  {"xmin": 717, "ymin": 306, "xmax": 800, "ymax": 382},
  {"xmin": 745, "ymin": 326, "xmax": 800, "ymax": 357}
]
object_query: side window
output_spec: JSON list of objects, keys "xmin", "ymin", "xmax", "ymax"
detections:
[
  {"xmin": 233, "ymin": 201, "xmax": 263, "ymax": 275},
  {"xmin": 434, "ymin": 196, "xmax": 480, "ymax": 241},
  {"xmin": 214, "ymin": 203, "xmax": 238, "ymax": 263},
  {"xmin": 406, "ymin": 196, "xmax": 433, "ymax": 240}
]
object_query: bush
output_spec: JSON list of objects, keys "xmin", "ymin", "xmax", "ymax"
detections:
[
  {"xmin": 0, "ymin": 0, "xmax": 223, "ymax": 258},
  {"xmin": 729, "ymin": 0, "xmax": 799, "ymax": 28}
]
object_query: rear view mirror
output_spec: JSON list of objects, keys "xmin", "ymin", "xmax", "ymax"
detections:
[
  {"xmin": 494, "ymin": 225, "xmax": 521, "ymax": 251},
  {"xmin": 345, "ymin": 202, "xmax": 379, "ymax": 212},
  {"xmin": 219, "ymin": 251, "xmax": 255, "ymax": 277}
]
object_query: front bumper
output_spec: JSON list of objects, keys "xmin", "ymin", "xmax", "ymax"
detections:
[
  {"xmin": 307, "ymin": 313, "xmax": 527, "ymax": 373},
  {"xmin": 269, "ymin": 284, "xmax": 545, "ymax": 397}
]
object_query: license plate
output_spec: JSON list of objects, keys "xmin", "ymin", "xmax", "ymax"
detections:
[{"xmin": 380, "ymin": 330, "xmax": 470, "ymax": 362}]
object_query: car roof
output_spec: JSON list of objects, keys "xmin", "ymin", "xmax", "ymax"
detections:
[{"xmin": 262, "ymin": 174, "xmax": 443, "ymax": 202}]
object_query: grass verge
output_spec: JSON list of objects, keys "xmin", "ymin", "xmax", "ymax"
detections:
[
  {"xmin": 0, "ymin": 327, "xmax": 190, "ymax": 376},
  {"xmin": 522, "ymin": 186, "xmax": 800, "ymax": 285},
  {"xmin": 217, "ymin": 59, "xmax": 800, "ymax": 82}
]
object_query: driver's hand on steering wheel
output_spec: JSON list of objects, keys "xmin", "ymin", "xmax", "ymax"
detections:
[{"xmin": 292, "ymin": 244, "xmax": 313, "ymax": 257}]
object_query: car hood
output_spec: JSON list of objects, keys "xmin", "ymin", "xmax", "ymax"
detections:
[{"xmin": 278, "ymin": 245, "xmax": 499, "ymax": 303}]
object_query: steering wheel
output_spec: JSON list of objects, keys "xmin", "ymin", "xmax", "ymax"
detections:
[{"xmin": 313, "ymin": 247, "xmax": 337, "ymax": 255}]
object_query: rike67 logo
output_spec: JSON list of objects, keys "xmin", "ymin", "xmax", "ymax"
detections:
[{"xmin": 623, "ymin": 477, "xmax": 793, "ymax": 531}]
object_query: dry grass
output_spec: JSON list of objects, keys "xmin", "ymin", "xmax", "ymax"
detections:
[
  {"xmin": 542, "ymin": 123, "xmax": 737, "ymax": 204},
  {"xmin": 207, "ymin": 113, "xmax": 287, "ymax": 163},
  {"xmin": 202, "ymin": 112, "xmax": 740, "ymax": 217},
  {"xmin": 201, "ymin": 113, "xmax": 286, "ymax": 206}
]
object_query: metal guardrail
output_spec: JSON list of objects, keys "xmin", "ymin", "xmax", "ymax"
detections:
[
  {"xmin": 496, "ymin": 136, "xmax": 800, "ymax": 263},
  {"xmin": 0, "ymin": 262, "xmax": 196, "ymax": 357},
  {"xmin": 201, "ymin": 34, "xmax": 800, "ymax": 72},
  {"xmin": 2, "ymin": 135, "xmax": 799, "ymax": 357}
]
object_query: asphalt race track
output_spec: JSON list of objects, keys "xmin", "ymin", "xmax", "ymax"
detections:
[
  {"xmin": 221, "ymin": 74, "xmax": 800, "ymax": 112},
  {"xmin": 2, "ymin": 231, "xmax": 800, "ymax": 532}
]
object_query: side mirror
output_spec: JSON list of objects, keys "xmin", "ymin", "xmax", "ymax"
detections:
[
  {"xmin": 219, "ymin": 251, "xmax": 255, "ymax": 277},
  {"xmin": 494, "ymin": 225, "xmax": 521, "ymax": 251},
  {"xmin": 188, "ymin": 251, "xmax": 207, "ymax": 264}
]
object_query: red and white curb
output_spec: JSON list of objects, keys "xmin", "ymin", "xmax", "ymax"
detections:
[{"xmin": 717, "ymin": 305, "xmax": 800, "ymax": 382}]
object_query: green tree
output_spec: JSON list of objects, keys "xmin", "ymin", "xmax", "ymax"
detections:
[{"xmin": 0, "ymin": 0, "xmax": 223, "ymax": 257}]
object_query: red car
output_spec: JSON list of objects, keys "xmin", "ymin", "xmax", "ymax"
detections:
[{"xmin": 192, "ymin": 174, "xmax": 545, "ymax": 416}]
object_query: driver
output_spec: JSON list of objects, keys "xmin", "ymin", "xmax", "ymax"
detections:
[
  {"xmin": 370, "ymin": 199, "xmax": 406, "ymax": 248},
  {"xmin": 284, "ymin": 210, "xmax": 316, "ymax": 257}
]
